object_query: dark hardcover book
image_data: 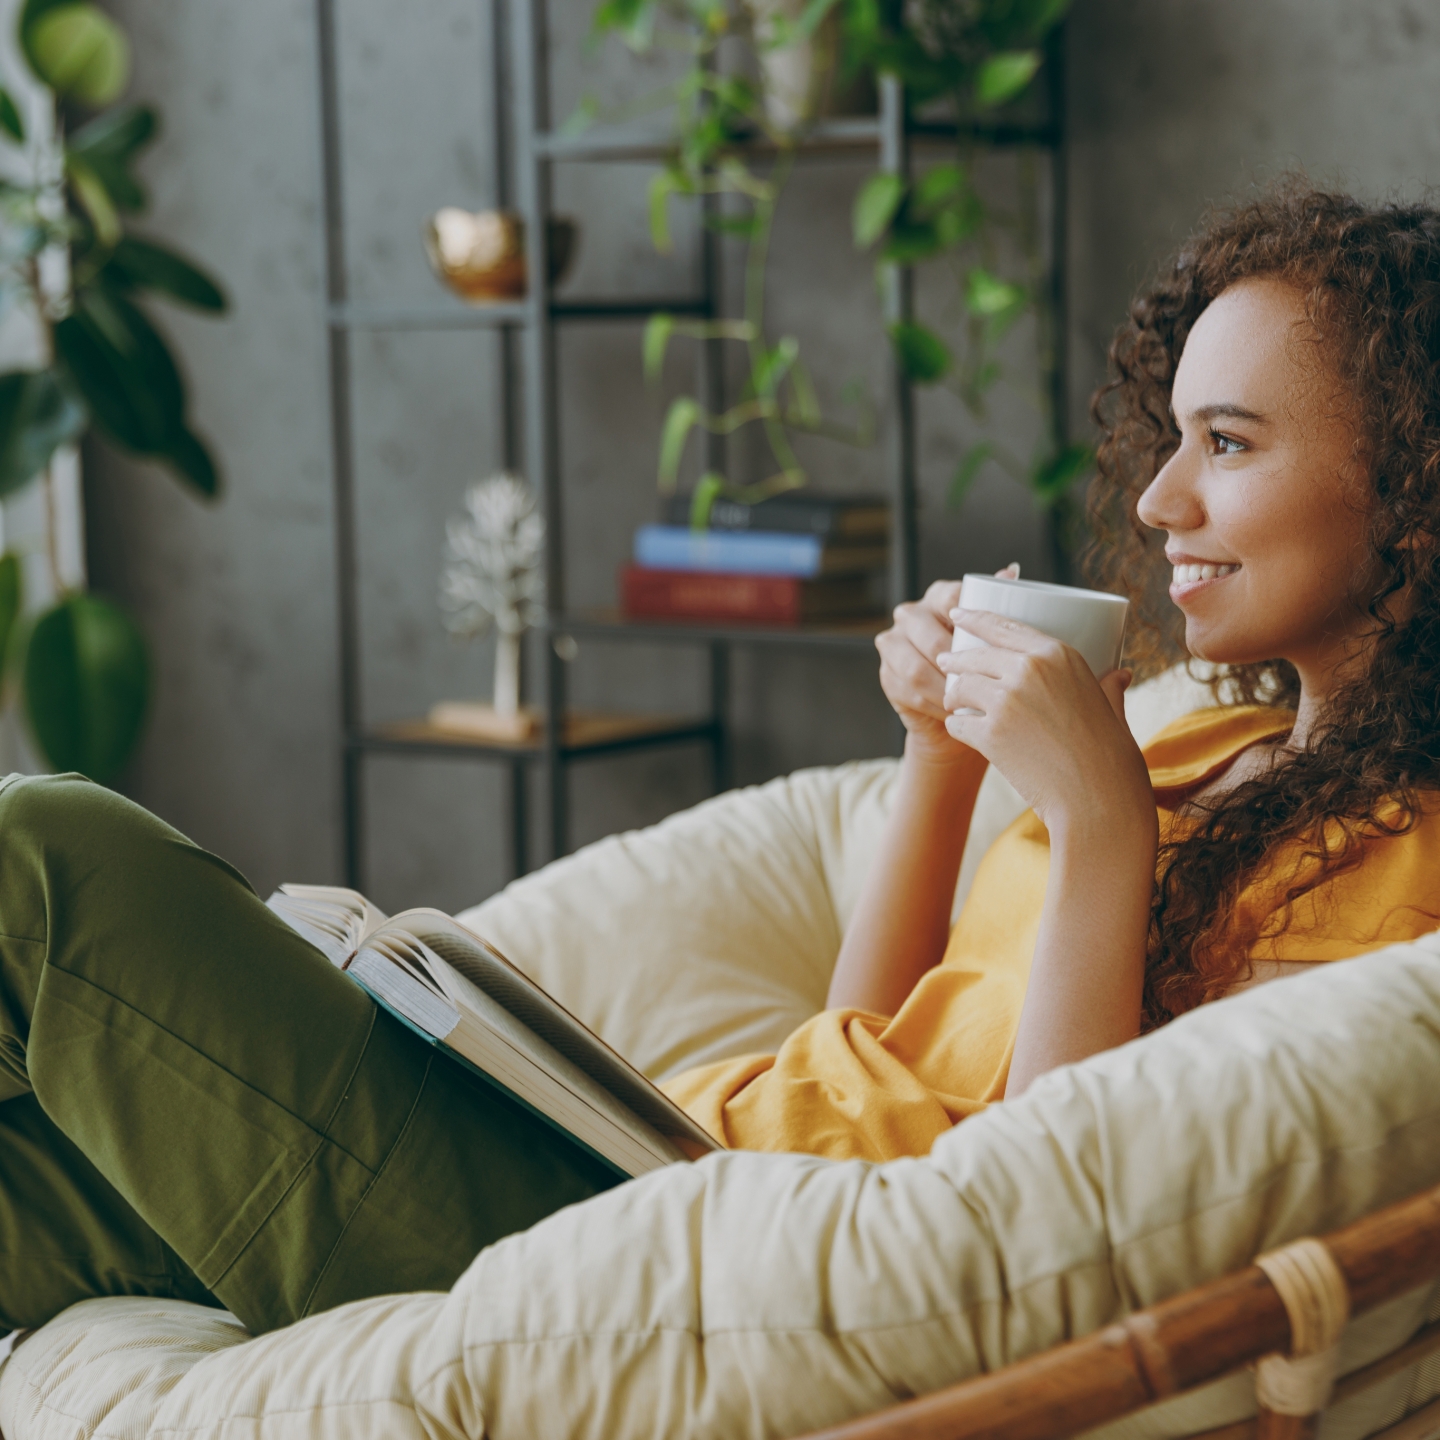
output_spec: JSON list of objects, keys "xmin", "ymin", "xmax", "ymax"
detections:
[
  {"xmin": 620, "ymin": 564, "xmax": 881, "ymax": 624},
  {"xmin": 663, "ymin": 492, "xmax": 891, "ymax": 540}
]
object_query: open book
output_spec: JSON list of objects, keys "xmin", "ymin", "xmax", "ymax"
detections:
[{"xmin": 266, "ymin": 884, "xmax": 720, "ymax": 1179}]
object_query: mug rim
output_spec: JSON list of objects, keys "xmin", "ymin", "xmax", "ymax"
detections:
[{"xmin": 960, "ymin": 574, "xmax": 1128, "ymax": 607}]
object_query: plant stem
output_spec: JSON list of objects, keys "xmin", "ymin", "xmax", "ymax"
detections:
[{"xmin": 743, "ymin": 149, "xmax": 804, "ymax": 484}]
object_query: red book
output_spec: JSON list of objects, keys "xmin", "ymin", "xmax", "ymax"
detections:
[{"xmin": 620, "ymin": 565, "xmax": 879, "ymax": 624}]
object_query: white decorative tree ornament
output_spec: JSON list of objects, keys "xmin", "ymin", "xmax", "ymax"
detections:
[{"xmin": 434, "ymin": 473, "xmax": 545, "ymax": 740}]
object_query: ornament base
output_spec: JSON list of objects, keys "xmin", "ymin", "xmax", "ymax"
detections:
[{"xmin": 427, "ymin": 701, "xmax": 542, "ymax": 742}]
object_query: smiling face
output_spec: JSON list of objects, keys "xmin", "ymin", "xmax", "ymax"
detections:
[{"xmin": 1135, "ymin": 278, "xmax": 1373, "ymax": 687}]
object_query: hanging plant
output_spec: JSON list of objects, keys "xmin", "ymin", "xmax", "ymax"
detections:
[
  {"xmin": 586, "ymin": 0, "xmax": 874, "ymax": 522},
  {"xmin": 0, "ymin": 0, "xmax": 227, "ymax": 783},
  {"xmin": 844, "ymin": 0, "xmax": 1091, "ymax": 517}
]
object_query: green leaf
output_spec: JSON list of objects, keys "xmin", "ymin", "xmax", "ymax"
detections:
[
  {"xmin": 0, "ymin": 89, "xmax": 25, "ymax": 143},
  {"xmin": 880, "ymin": 217, "xmax": 943, "ymax": 265},
  {"xmin": 657, "ymin": 396, "xmax": 701, "ymax": 492},
  {"xmin": 949, "ymin": 441, "xmax": 995, "ymax": 507},
  {"xmin": 592, "ymin": 0, "xmax": 655, "ymax": 50},
  {"xmin": 787, "ymin": 357, "xmax": 821, "ymax": 426},
  {"xmin": 0, "ymin": 553, "xmax": 22, "ymax": 675},
  {"xmin": 0, "ymin": 369, "xmax": 87, "ymax": 496},
  {"xmin": 66, "ymin": 104, "xmax": 155, "ymax": 212},
  {"xmin": 688, "ymin": 471, "xmax": 724, "ymax": 529},
  {"xmin": 648, "ymin": 170, "xmax": 676, "ymax": 254},
  {"xmin": 889, "ymin": 322, "xmax": 952, "ymax": 383},
  {"xmin": 965, "ymin": 266, "xmax": 1026, "ymax": 317},
  {"xmin": 974, "ymin": 50, "xmax": 1042, "ymax": 110},
  {"xmin": 643, "ymin": 312, "xmax": 674, "ymax": 382},
  {"xmin": 53, "ymin": 283, "xmax": 222, "ymax": 497},
  {"xmin": 1030, "ymin": 442, "xmax": 1095, "ymax": 506},
  {"xmin": 55, "ymin": 286, "xmax": 182, "ymax": 454},
  {"xmin": 22, "ymin": 591, "xmax": 149, "ymax": 783},
  {"xmin": 106, "ymin": 235, "xmax": 228, "ymax": 311},
  {"xmin": 912, "ymin": 163, "xmax": 965, "ymax": 214},
  {"xmin": 65, "ymin": 155, "xmax": 121, "ymax": 247},
  {"xmin": 25, "ymin": 4, "xmax": 130, "ymax": 106},
  {"xmin": 750, "ymin": 336, "xmax": 799, "ymax": 399},
  {"xmin": 852, "ymin": 171, "xmax": 904, "ymax": 249},
  {"xmin": 162, "ymin": 426, "xmax": 219, "ymax": 498}
]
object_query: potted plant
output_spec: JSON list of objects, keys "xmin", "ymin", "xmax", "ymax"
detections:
[{"xmin": 0, "ymin": 0, "xmax": 226, "ymax": 783}]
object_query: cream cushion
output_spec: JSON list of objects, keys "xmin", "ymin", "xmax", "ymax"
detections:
[{"xmin": 3, "ymin": 940, "xmax": 1440, "ymax": 1440}]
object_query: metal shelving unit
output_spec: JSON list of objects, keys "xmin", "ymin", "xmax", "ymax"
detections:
[{"xmin": 314, "ymin": 0, "xmax": 1067, "ymax": 893}]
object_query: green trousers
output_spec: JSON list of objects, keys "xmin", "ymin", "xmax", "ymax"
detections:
[{"xmin": 0, "ymin": 773, "xmax": 618, "ymax": 1336}]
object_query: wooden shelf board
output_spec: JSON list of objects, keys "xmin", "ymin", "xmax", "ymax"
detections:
[
  {"xmin": 362, "ymin": 711, "xmax": 714, "ymax": 757},
  {"xmin": 550, "ymin": 609, "xmax": 888, "ymax": 648}
]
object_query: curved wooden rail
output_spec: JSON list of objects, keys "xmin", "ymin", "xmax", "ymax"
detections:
[{"xmin": 796, "ymin": 1183, "xmax": 1440, "ymax": 1440}]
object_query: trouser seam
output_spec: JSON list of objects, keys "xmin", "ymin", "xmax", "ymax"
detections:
[{"xmin": 294, "ymin": 1049, "xmax": 439, "ymax": 1320}]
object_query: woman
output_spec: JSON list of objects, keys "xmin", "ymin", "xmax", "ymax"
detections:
[
  {"xmin": 664, "ymin": 182, "xmax": 1440, "ymax": 1155},
  {"xmin": 3, "ymin": 184, "xmax": 1437, "ymax": 1340}
]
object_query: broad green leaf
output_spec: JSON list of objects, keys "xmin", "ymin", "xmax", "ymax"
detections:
[
  {"xmin": 852, "ymin": 171, "xmax": 904, "ymax": 249},
  {"xmin": 889, "ymin": 322, "xmax": 952, "ymax": 383},
  {"xmin": 65, "ymin": 156, "xmax": 120, "ymax": 246},
  {"xmin": 0, "ymin": 553, "xmax": 21, "ymax": 674},
  {"xmin": 648, "ymin": 170, "xmax": 676, "ymax": 254},
  {"xmin": 643, "ymin": 312, "xmax": 674, "ymax": 381},
  {"xmin": 593, "ymin": 0, "xmax": 655, "ymax": 49},
  {"xmin": 913, "ymin": 163, "xmax": 965, "ymax": 213},
  {"xmin": 1031, "ymin": 442, "xmax": 1095, "ymax": 506},
  {"xmin": 22, "ymin": 591, "xmax": 149, "ymax": 783},
  {"xmin": 965, "ymin": 267, "xmax": 1026, "ymax": 316},
  {"xmin": 55, "ymin": 286, "xmax": 182, "ymax": 453},
  {"xmin": 106, "ymin": 235, "xmax": 228, "ymax": 311},
  {"xmin": 65, "ymin": 103, "xmax": 155, "ymax": 211},
  {"xmin": 688, "ymin": 472, "xmax": 724, "ymax": 529},
  {"xmin": 162, "ymin": 425, "xmax": 219, "ymax": 497},
  {"xmin": 949, "ymin": 441, "xmax": 994, "ymax": 507},
  {"xmin": 26, "ymin": 4, "xmax": 130, "ymax": 106},
  {"xmin": 657, "ymin": 396, "xmax": 700, "ymax": 491},
  {"xmin": 879, "ymin": 217, "xmax": 943, "ymax": 264},
  {"xmin": 0, "ymin": 89, "xmax": 25, "ymax": 143},
  {"xmin": 974, "ymin": 50, "xmax": 1042, "ymax": 109},
  {"xmin": 0, "ymin": 369, "xmax": 87, "ymax": 496}
]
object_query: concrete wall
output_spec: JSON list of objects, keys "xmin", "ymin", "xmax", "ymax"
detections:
[{"xmin": 84, "ymin": 0, "xmax": 1440, "ymax": 910}]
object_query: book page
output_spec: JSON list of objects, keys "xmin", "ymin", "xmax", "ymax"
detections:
[{"xmin": 379, "ymin": 909, "xmax": 719, "ymax": 1156}]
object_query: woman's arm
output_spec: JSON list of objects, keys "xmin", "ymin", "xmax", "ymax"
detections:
[
  {"xmin": 825, "ymin": 581, "xmax": 988, "ymax": 1015},
  {"xmin": 937, "ymin": 609, "xmax": 1158, "ymax": 1097}
]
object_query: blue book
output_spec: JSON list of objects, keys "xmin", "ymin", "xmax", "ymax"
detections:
[{"xmin": 633, "ymin": 524, "xmax": 886, "ymax": 577}]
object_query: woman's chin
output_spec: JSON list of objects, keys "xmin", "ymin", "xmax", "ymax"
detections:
[{"xmin": 1183, "ymin": 622, "xmax": 1272, "ymax": 668}]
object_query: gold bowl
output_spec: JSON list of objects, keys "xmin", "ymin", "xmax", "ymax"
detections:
[{"xmin": 424, "ymin": 207, "xmax": 578, "ymax": 304}]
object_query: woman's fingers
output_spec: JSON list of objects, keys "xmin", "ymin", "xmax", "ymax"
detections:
[
  {"xmin": 1098, "ymin": 668, "xmax": 1133, "ymax": 722},
  {"xmin": 949, "ymin": 607, "xmax": 1060, "ymax": 655}
]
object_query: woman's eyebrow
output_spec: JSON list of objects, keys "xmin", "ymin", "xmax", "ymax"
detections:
[{"xmin": 1186, "ymin": 401, "xmax": 1269, "ymax": 425}]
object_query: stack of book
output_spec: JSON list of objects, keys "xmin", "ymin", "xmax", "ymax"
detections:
[{"xmin": 620, "ymin": 492, "xmax": 891, "ymax": 625}]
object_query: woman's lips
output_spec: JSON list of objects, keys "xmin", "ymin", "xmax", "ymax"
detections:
[{"xmin": 1170, "ymin": 561, "xmax": 1241, "ymax": 601}]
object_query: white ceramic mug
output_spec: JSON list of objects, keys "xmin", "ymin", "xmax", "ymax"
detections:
[{"xmin": 945, "ymin": 574, "xmax": 1130, "ymax": 711}]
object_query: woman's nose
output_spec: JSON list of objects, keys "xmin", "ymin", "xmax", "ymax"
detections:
[{"xmin": 1137, "ymin": 444, "xmax": 1205, "ymax": 533}]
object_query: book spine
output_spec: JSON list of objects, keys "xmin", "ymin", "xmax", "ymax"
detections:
[
  {"xmin": 663, "ymin": 495, "xmax": 852, "ymax": 537},
  {"xmin": 633, "ymin": 525, "xmax": 823, "ymax": 576},
  {"xmin": 621, "ymin": 566, "xmax": 805, "ymax": 623}
]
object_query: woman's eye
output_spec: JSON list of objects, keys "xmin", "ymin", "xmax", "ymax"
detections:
[{"xmin": 1208, "ymin": 429, "xmax": 1245, "ymax": 455}]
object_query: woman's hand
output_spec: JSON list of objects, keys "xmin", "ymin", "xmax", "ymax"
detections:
[
  {"xmin": 875, "ymin": 566, "xmax": 1019, "ymax": 765},
  {"xmin": 937, "ymin": 609, "xmax": 1152, "ymax": 841}
]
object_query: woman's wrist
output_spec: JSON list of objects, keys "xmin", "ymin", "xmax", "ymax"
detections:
[{"xmin": 902, "ymin": 726, "xmax": 980, "ymax": 773}]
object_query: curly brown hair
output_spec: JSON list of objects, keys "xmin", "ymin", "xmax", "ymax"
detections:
[{"xmin": 1085, "ymin": 181, "xmax": 1440, "ymax": 1029}]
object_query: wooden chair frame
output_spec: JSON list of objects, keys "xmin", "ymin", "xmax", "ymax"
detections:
[{"xmin": 798, "ymin": 1182, "xmax": 1440, "ymax": 1440}]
